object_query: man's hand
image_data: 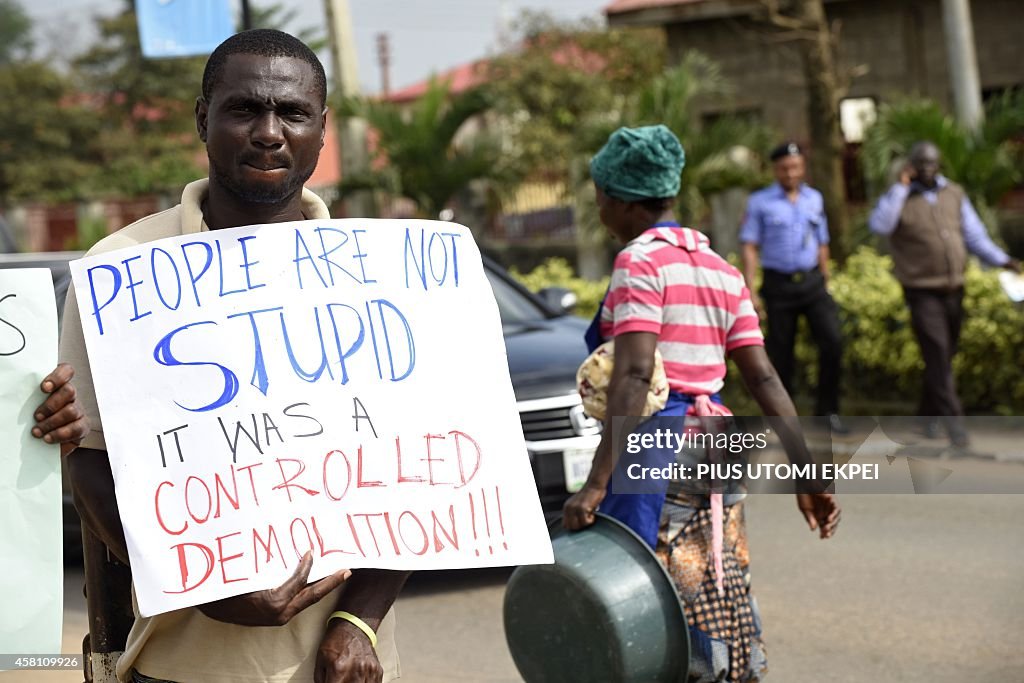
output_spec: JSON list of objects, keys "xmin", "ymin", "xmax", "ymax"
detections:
[
  {"xmin": 32, "ymin": 362, "xmax": 89, "ymax": 456},
  {"xmin": 315, "ymin": 618, "xmax": 383, "ymax": 683},
  {"xmin": 899, "ymin": 164, "xmax": 916, "ymax": 187},
  {"xmin": 796, "ymin": 493, "xmax": 841, "ymax": 539},
  {"xmin": 1003, "ymin": 258, "xmax": 1021, "ymax": 274},
  {"xmin": 198, "ymin": 552, "xmax": 350, "ymax": 626},
  {"xmin": 562, "ymin": 483, "xmax": 606, "ymax": 530}
]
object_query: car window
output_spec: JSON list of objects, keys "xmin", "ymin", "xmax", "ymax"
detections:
[{"xmin": 485, "ymin": 268, "xmax": 548, "ymax": 326}]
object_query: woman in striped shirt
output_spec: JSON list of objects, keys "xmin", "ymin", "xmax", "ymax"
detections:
[{"xmin": 563, "ymin": 125, "xmax": 840, "ymax": 682}]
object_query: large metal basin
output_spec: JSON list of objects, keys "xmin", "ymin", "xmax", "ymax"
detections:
[{"xmin": 503, "ymin": 513, "xmax": 689, "ymax": 682}]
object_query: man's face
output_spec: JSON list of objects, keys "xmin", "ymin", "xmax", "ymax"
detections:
[
  {"xmin": 197, "ymin": 54, "xmax": 326, "ymax": 205},
  {"xmin": 773, "ymin": 154, "xmax": 805, "ymax": 192},
  {"xmin": 911, "ymin": 145, "xmax": 941, "ymax": 188}
]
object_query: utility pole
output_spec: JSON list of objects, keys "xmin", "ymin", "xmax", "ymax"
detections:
[
  {"xmin": 240, "ymin": 0, "xmax": 252, "ymax": 30},
  {"xmin": 941, "ymin": 0, "xmax": 984, "ymax": 131},
  {"xmin": 376, "ymin": 33, "xmax": 391, "ymax": 97},
  {"xmin": 323, "ymin": 0, "xmax": 372, "ymax": 216}
]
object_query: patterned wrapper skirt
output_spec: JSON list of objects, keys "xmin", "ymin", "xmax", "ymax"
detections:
[{"xmin": 655, "ymin": 495, "xmax": 768, "ymax": 682}]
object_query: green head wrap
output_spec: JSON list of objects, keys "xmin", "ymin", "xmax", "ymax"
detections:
[{"xmin": 590, "ymin": 125, "xmax": 686, "ymax": 202}]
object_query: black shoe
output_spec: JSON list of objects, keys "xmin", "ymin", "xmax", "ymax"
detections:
[
  {"xmin": 949, "ymin": 430, "xmax": 970, "ymax": 448},
  {"xmin": 827, "ymin": 414, "xmax": 850, "ymax": 435},
  {"xmin": 922, "ymin": 418, "xmax": 942, "ymax": 440}
]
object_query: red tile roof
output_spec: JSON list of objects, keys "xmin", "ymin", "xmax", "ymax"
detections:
[
  {"xmin": 604, "ymin": 0, "xmax": 707, "ymax": 14},
  {"xmin": 307, "ymin": 122, "xmax": 341, "ymax": 188},
  {"xmin": 384, "ymin": 60, "xmax": 488, "ymax": 104}
]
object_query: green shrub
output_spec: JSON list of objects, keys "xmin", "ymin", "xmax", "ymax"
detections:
[
  {"xmin": 514, "ymin": 250, "xmax": 1024, "ymax": 414},
  {"xmin": 509, "ymin": 257, "xmax": 609, "ymax": 320},
  {"xmin": 792, "ymin": 247, "xmax": 1024, "ymax": 414}
]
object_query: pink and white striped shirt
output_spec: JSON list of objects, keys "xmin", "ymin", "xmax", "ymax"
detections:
[{"xmin": 599, "ymin": 226, "xmax": 763, "ymax": 396}]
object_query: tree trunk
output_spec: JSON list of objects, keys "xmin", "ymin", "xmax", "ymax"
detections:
[
  {"xmin": 792, "ymin": 0, "xmax": 848, "ymax": 261},
  {"xmin": 769, "ymin": 0, "xmax": 850, "ymax": 262}
]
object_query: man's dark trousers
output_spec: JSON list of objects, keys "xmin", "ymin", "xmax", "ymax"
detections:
[
  {"xmin": 903, "ymin": 286, "xmax": 965, "ymax": 420},
  {"xmin": 761, "ymin": 268, "xmax": 842, "ymax": 415}
]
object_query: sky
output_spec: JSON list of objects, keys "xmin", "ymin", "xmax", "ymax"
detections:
[{"xmin": 23, "ymin": 0, "xmax": 612, "ymax": 94}]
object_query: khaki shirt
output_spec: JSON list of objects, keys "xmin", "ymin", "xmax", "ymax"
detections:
[{"xmin": 60, "ymin": 179, "xmax": 400, "ymax": 682}]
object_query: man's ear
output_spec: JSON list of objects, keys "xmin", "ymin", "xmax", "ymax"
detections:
[
  {"xmin": 320, "ymin": 107, "xmax": 328, "ymax": 149},
  {"xmin": 196, "ymin": 97, "xmax": 209, "ymax": 143}
]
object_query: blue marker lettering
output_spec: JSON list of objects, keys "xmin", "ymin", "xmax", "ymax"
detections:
[
  {"xmin": 352, "ymin": 230, "xmax": 377, "ymax": 284},
  {"xmin": 315, "ymin": 228, "xmax": 362, "ymax": 285},
  {"xmin": 428, "ymin": 232, "xmax": 448, "ymax": 286},
  {"xmin": 326, "ymin": 303, "xmax": 365, "ymax": 385},
  {"xmin": 280, "ymin": 307, "xmax": 333, "ymax": 382},
  {"xmin": 122, "ymin": 255, "xmax": 151, "ymax": 322},
  {"xmin": 238, "ymin": 236, "xmax": 265, "ymax": 291},
  {"xmin": 151, "ymin": 247, "xmax": 183, "ymax": 311},
  {"xmin": 181, "ymin": 241, "xmax": 214, "ymax": 307},
  {"xmin": 216, "ymin": 240, "xmax": 246, "ymax": 297},
  {"xmin": 153, "ymin": 321, "xmax": 240, "ymax": 412},
  {"xmin": 226, "ymin": 307, "xmax": 283, "ymax": 396},
  {"xmin": 86, "ymin": 264, "xmax": 122, "ymax": 336},
  {"xmin": 293, "ymin": 228, "xmax": 327, "ymax": 289},
  {"xmin": 441, "ymin": 232, "xmax": 462, "ymax": 286},
  {"xmin": 372, "ymin": 298, "xmax": 415, "ymax": 381},
  {"xmin": 403, "ymin": 228, "xmax": 427, "ymax": 290}
]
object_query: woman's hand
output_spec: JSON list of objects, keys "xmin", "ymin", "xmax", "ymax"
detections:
[
  {"xmin": 562, "ymin": 484, "xmax": 606, "ymax": 530},
  {"xmin": 796, "ymin": 492, "xmax": 840, "ymax": 539}
]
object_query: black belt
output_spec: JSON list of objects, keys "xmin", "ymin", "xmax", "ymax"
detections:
[{"xmin": 763, "ymin": 266, "xmax": 819, "ymax": 284}]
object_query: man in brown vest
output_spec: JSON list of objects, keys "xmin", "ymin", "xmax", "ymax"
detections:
[{"xmin": 869, "ymin": 141, "xmax": 1020, "ymax": 447}]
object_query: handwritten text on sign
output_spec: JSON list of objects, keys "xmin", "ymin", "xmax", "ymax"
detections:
[{"xmin": 71, "ymin": 219, "xmax": 552, "ymax": 617}]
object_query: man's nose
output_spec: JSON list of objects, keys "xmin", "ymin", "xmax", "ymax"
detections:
[{"xmin": 252, "ymin": 112, "xmax": 285, "ymax": 147}]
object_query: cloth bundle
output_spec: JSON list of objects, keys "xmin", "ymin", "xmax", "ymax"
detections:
[{"xmin": 576, "ymin": 340, "xmax": 670, "ymax": 420}]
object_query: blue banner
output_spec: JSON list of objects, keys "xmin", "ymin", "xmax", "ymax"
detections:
[{"xmin": 136, "ymin": 0, "xmax": 234, "ymax": 59}]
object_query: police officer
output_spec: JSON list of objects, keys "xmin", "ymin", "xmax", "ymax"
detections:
[{"xmin": 740, "ymin": 142, "xmax": 845, "ymax": 432}]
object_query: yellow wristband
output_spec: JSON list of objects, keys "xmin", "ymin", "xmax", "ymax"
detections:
[{"xmin": 328, "ymin": 611, "xmax": 378, "ymax": 649}]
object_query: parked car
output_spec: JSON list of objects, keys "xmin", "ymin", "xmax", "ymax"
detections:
[
  {"xmin": 483, "ymin": 256, "xmax": 602, "ymax": 518},
  {"xmin": 0, "ymin": 250, "xmax": 599, "ymax": 556}
]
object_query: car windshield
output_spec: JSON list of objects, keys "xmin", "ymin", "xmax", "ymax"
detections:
[{"xmin": 485, "ymin": 268, "xmax": 548, "ymax": 326}]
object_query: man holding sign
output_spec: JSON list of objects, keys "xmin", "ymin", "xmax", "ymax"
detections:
[{"xmin": 60, "ymin": 31, "xmax": 406, "ymax": 683}]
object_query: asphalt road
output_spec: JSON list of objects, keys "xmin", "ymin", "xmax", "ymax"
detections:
[{"xmin": 7, "ymin": 478, "xmax": 1024, "ymax": 682}]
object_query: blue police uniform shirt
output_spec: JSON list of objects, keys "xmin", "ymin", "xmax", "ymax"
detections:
[{"xmin": 739, "ymin": 182, "xmax": 829, "ymax": 273}]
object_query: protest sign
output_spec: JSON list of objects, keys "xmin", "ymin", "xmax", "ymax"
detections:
[
  {"xmin": 70, "ymin": 219, "xmax": 553, "ymax": 617},
  {"xmin": 0, "ymin": 269, "xmax": 62, "ymax": 657}
]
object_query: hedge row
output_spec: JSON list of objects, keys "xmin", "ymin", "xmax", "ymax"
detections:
[{"xmin": 511, "ymin": 250, "xmax": 1024, "ymax": 414}]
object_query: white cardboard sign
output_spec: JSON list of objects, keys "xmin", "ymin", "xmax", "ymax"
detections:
[
  {"xmin": 0, "ymin": 269, "xmax": 62, "ymax": 657},
  {"xmin": 70, "ymin": 219, "xmax": 552, "ymax": 617}
]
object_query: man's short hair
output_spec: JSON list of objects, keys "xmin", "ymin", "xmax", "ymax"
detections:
[
  {"xmin": 202, "ymin": 29, "xmax": 327, "ymax": 107},
  {"xmin": 769, "ymin": 141, "xmax": 803, "ymax": 162},
  {"xmin": 909, "ymin": 140, "xmax": 939, "ymax": 160}
]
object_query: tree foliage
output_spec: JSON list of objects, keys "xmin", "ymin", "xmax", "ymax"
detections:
[
  {"xmin": 0, "ymin": 61, "xmax": 101, "ymax": 204},
  {"xmin": 0, "ymin": 4, "xmax": 100, "ymax": 204},
  {"xmin": 484, "ymin": 12, "xmax": 666, "ymax": 180},
  {"xmin": 0, "ymin": 0, "xmax": 33, "ymax": 65},
  {"xmin": 623, "ymin": 52, "xmax": 775, "ymax": 225},
  {"xmin": 72, "ymin": 7, "xmax": 205, "ymax": 197},
  {"xmin": 337, "ymin": 79, "xmax": 510, "ymax": 219},
  {"xmin": 1, "ymin": 1, "xmax": 343, "ymax": 207},
  {"xmin": 248, "ymin": 2, "xmax": 328, "ymax": 54}
]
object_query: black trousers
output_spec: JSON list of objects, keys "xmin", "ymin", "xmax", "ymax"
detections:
[
  {"xmin": 761, "ymin": 268, "xmax": 842, "ymax": 415},
  {"xmin": 903, "ymin": 286, "xmax": 965, "ymax": 419}
]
